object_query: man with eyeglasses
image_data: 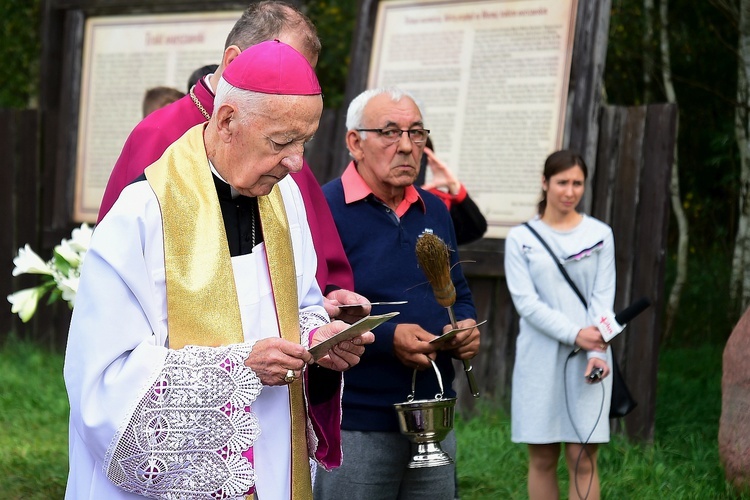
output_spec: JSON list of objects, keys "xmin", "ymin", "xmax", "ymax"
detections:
[{"xmin": 314, "ymin": 87, "xmax": 480, "ymax": 499}]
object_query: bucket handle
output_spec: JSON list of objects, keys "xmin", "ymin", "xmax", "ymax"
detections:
[{"xmin": 407, "ymin": 359, "xmax": 445, "ymax": 402}]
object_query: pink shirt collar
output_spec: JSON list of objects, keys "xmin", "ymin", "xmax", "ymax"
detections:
[{"xmin": 341, "ymin": 161, "xmax": 425, "ymax": 217}]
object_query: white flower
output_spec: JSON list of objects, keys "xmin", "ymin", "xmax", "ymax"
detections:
[
  {"xmin": 12, "ymin": 244, "xmax": 53, "ymax": 276},
  {"xmin": 7, "ymin": 286, "xmax": 46, "ymax": 322},
  {"xmin": 69, "ymin": 223, "xmax": 93, "ymax": 253},
  {"xmin": 57, "ymin": 273, "xmax": 79, "ymax": 307},
  {"xmin": 8, "ymin": 223, "xmax": 93, "ymax": 321},
  {"xmin": 55, "ymin": 239, "xmax": 82, "ymax": 268}
]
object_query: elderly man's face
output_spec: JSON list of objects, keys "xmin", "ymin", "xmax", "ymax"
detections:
[
  {"xmin": 349, "ymin": 94, "xmax": 425, "ymax": 192},
  {"xmin": 218, "ymin": 94, "xmax": 322, "ymax": 197}
]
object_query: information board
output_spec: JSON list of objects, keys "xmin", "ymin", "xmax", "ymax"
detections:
[
  {"xmin": 368, "ymin": 0, "xmax": 577, "ymax": 237},
  {"xmin": 74, "ymin": 11, "xmax": 242, "ymax": 222}
]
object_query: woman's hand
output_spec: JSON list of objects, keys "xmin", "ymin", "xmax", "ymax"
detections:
[
  {"xmin": 575, "ymin": 326, "xmax": 607, "ymax": 353},
  {"xmin": 585, "ymin": 357, "xmax": 610, "ymax": 384},
  {"xmin": 421, "ymin": 147, "xmax": 461, "ymax": 195}
]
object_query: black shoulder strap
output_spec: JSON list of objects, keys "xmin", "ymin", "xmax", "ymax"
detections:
[{"xmin": 523, "ymin": 222, "xmax": 587, "ymax": 309}]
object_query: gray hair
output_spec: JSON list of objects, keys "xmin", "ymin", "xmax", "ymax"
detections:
[
  {"xmin": 214, "ymin": 77, "xmax": 270, "ymax": 125},
  {"xmin": 346, "ymin": 87, "xmax": 421, "ymax": 139}
]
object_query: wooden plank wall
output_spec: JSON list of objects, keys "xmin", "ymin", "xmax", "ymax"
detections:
[
  {"xmin": 451, "ymin": 257, "xmax": 519, "ymax": 413},
  {"xmin": 0, "ymin": 110, "xmax": 39, "ymax": 342},
  {"xmin": 305, "ymin": 108, "xmax": 348, "ymax": 185},
  {"xmin": 592, "ymin": 103, "xmax": 677, "ymax": 440},
  {"xmin": 0, "ymin": 108, "xmax": 72, "ymax": 351}
]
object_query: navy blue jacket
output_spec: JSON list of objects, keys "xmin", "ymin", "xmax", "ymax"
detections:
[{"xmin": 323, "ymin": 177, "xmax": 477, "ymax": 432}]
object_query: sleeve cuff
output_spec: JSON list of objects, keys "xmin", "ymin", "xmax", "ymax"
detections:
[
  {"xmin": 453, "ymin": 184, "xmax": 468, "ymax": 202},
  {"xmin": 565, "ymin": 327, "xmax": 580, "ymax": 346},
  {"xmin": 586, "ymin": 351, "xmax": 607, "ymax": 361}
]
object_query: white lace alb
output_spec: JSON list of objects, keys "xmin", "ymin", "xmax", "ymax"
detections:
[{"xmin": 105, "ymin": 344, "xmax": 261, "ymax": 499}]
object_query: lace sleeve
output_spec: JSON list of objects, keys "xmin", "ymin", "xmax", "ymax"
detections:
[
  {"xmin": 299, "ymin": 310, "xmax": 329, "ymax": 348},
  {"xmin": 104, "ymin": 344, "xmax": 262, "ymax": 499}
]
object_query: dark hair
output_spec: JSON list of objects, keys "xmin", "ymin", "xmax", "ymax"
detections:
[
  {"xmin": 187, "ymin": 64, "xmax": 219, "ymax": 92},
  {"xmin": 537, "ymin": 149, "xmax": 588, "ymax": 216},
  {"xmin": 224, "ymin": 1, "xmax": 321, "ymax": 59},
  {"xmin": 417, "ymin": 137, "xmax": 434, "ymax": 184},
  {"xmin": 142, "ymin": 86, "xmax": 185, "ymax": 118}
]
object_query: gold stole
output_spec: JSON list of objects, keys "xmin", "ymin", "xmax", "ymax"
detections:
[{"xmin": 145, "ymin": 124, "xmax": 312, "ymax": 500}]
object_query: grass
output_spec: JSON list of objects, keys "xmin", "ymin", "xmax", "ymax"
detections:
[
  {"xmin": 456, "ymin": 343, "xmax": 748, "ymax": 499},
  {"xmin": 0, "ymin": 336, "xmax": 68, "ymax": 498},
  {"xmin": 0, "ymin": 337, "xmax": 746, "ymax": 499}
]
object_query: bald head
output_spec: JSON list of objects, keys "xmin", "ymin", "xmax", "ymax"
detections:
[{"xmin": 225, "ymin": 1, "xmax": 321, "ymax": 65}]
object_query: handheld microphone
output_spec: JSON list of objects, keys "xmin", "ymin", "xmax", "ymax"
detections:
[
  {"xmin": 571, "ymin": 297, "xmax": 651, "ymax": 355},
  {"xmin": 596, "ymin": 297, "xmax": 651, "ymax": 343}
]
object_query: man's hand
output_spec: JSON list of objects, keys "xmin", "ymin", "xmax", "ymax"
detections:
[
  {"xmin": 439, "ymin": 318, "xmax": 480, "ymax": 360},
  {"xmin": 324, "ymin": 289, "xmax": 372, "ymax": 323},
  {"xmin": 393, "ymin": 323, "xmax": 439, "ymax": 370},
  {"xmin": 244, "ymin": 337, "xmax": 313, "ymax": 386},
  {"xmin": 311, "ymin": 320, "xmax": 374, "ymax": 371}
]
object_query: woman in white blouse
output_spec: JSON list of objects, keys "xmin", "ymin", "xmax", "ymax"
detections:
[{"xmin": 504, "ymin": 150, "xmax": 615, "ymax": 500}]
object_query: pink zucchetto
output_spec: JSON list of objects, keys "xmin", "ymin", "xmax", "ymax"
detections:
[{"xmin": 222, "ymin": 39, "xmax": 321, "ymax": 96}]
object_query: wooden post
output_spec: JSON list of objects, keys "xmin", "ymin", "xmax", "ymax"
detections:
[
  {"xmin": 565, "ymin": 0, "xmax": 613, "ymax": 213},
  {"xmin": 594, "ymin": 103, "xmax": 677, "ymax": 441},
  {"xmin": 0, "ymin": 110, "xmax": 40, "ymax": 343},
  {"xmin": 624, "ymin": 104, "xmax": 677, "ymax": 440},
  {"xmin": 330, "ymin": 0, "xmax": 380, "ymax": 177}
]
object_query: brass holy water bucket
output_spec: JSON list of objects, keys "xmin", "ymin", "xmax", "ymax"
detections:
[{"xmin": 394, "ymin": 359, "xmax": 456, "ymax": 468}]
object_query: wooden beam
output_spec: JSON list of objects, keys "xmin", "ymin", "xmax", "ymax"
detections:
[
  {"xmin": 48, "ymin": 0, "xmax": 261, "ymax": 11},
  {"xmin": 566, "ymin": 0, "xmax": 613, "ymax": 213},
  {"xmin": 623, "ymin": 103, "xmax": 677, "ymax": 441}
]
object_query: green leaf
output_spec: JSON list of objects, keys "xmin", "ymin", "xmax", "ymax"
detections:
[
  {"xmin": 46, "ymin": 288, "xmax": 62, "ymax": 305},
  {"xmin": 53, "ymin": 251, "xmax": 71, "ymax": 275}
]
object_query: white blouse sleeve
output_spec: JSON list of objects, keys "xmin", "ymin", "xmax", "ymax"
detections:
[{"xmin": 504, "ymin": 228, "xmax": 582, "ymax": 346}]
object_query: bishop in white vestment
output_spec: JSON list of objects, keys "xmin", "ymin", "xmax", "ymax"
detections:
[{"xmin": 64, "ymin": 40, "xmax": 372, "ymax": 500}]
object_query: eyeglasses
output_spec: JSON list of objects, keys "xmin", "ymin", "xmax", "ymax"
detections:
[{"xmin": 356, "ymin": 128, "xmax": 430, "ymax": 145}]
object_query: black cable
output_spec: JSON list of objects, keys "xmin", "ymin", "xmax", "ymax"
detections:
[{"xmin": 563, "ymin": 349, "xmax": 606, "ymax": 500}]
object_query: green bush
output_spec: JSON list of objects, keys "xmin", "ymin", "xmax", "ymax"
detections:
[
  {"xmin": 0, "ymin": 0, "xmax": 41, "ymax": 109},
  {"xmin": 303, "ymin": 0, "xmax": 357, "ymax": 109}
]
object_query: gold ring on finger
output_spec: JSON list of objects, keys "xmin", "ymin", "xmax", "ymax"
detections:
[{"xmin": 284, "ymin": 369, "xmax": 295, "ymax": 383}]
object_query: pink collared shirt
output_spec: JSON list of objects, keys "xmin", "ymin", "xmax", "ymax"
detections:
[{"xmin": 341, "ymin": 161, "xmax": 425, "ymax": 218}]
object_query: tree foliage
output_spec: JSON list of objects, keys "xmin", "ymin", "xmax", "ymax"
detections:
[
  {"xmin": 607, "ymin": 0, "xmax": 737, "ymax": 250},
  {"xmin": 302, "ymin": 0, "xmax": 358, "ymax": 109},
  {"xmin": 607, "ymin": 0, "xmax": 741, "ymax": 341},
  {"xmin": 0, "ymin": 0, "xmax": 41, "ymax": 109}
]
